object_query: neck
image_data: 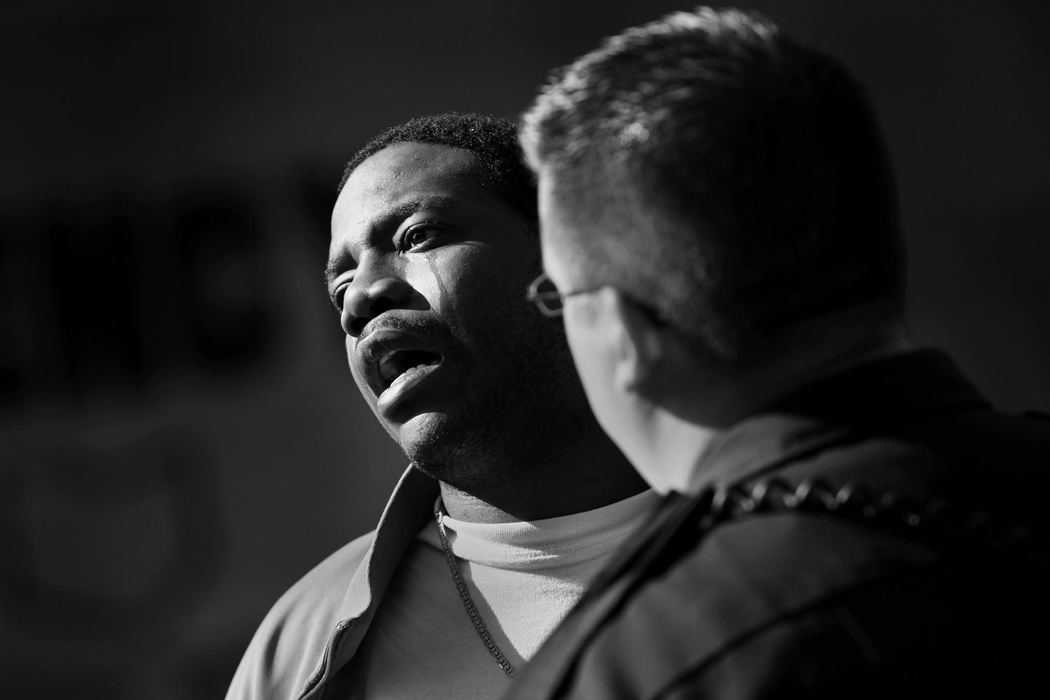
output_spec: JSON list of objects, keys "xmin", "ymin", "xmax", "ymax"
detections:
[
  {"xmin": 437, "ymin": 422, "xmax": 647, "ymax": 524},
  {"xmin": 630, "ymin": 409, "xmax": 718, "ymax": 495},
  {"xmin": 439, "ymin": 482, "xmax": 521, "ymax": 523},
  {"xmin": 634, "ymin": 313, "xmax": 909, "ymax": 495},
  {"xmin": 668, "ymin": 307, "xmax": 911, "ymax": 428}
]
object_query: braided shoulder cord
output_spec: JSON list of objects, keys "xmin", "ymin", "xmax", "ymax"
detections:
[{"xmin": 694, "ymin": 477, "xmax": 1044, "ymax": 562}]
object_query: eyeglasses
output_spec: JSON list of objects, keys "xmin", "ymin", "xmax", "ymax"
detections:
[{"xmin": 525, "ymin": 272, "xmax": 603, "ymax": 317}]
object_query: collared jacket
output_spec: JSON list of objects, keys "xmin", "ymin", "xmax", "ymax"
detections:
[
  {"xmin": 504, "ymin": 350, "xmax": 1050, "ymax": 699},
  {"xmin": 226, "ymin": 467, "xmax": 438, "ymax": 700}
]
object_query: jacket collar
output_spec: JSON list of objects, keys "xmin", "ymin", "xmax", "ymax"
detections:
[
  {"xmin": 336, "ymin": 466, "xmax": 437, "ymax": 624},
  {"xmin": 300, "ymin": 465, "xmax": 438, "ymax": 699},
  {"xmin": 689, "ymin": 349, "xmax": 989, "ymax": 492}
]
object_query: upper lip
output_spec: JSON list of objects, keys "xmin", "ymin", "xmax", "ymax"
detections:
[{"xmin": 354, "ymin": 319, "xmax": 448, "ymax": 397}]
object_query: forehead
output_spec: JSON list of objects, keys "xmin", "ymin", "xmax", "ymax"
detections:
[{"xmin": 332, "ymin": 142, "xmax": 486, "ymax": 234}]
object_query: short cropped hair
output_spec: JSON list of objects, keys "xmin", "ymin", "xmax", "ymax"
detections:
[
  {"xmin": 340, "ymin": 112, "xmax": 537, "ymax": 226},
  {"xmin": 521, "ymin": 7, "xmax": 904, "ymax": 362}
]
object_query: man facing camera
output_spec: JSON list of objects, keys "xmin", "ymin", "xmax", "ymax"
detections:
[
  {"xmin": 512, "ymin": 8, "xmax": 1050, "ymax": 699},
  {"xmin": 227, "ymin": 113, "xmax": 651, "ymax": 699}
]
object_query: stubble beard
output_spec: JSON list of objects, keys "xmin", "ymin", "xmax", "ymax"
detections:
[{"xmin": 403, "ymin": 315, "xmax": 586, "ymax": 497}]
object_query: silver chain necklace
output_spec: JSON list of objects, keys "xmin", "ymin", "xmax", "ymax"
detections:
[{"xmin": 433, "ymin": 497, "xmax": 517, "ymax": 677}]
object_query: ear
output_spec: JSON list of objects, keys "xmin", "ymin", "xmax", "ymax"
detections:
[{"xmin": 605, "ymin": 290, "xmax": 665, "ymax": 394}]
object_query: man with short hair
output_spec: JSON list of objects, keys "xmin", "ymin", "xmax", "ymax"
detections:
[
  {"xmin": 226, "ymin": 113, "xmax": 652, "ymax": 699},
  {"xmin": 511, "ymin": 8, "xmax": 1050, "ymax": 698}
]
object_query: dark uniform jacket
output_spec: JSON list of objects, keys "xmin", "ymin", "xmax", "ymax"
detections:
[{"xmin": 504, "ymin": 350, "xmax": 1050, "ymax": 699}]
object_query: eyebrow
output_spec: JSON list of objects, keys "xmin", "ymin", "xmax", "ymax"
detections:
[{"xmin": 323, "ymin": 196, "xmax": 457, "ymax": 288}]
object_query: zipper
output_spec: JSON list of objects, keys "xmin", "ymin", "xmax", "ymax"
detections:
[{"xmin": 298, "ymin": 619, "xmax": 355, "ymax": 700}]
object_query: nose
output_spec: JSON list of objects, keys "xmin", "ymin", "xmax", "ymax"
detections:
[{"xmin": 341, "ymin": 275, "xmax": 415, "ymax": 338}]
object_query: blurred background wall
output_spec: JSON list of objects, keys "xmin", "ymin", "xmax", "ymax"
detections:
[{"xmin": 1, "ymin": 0, "xmax": 1048, "ymax": 697}]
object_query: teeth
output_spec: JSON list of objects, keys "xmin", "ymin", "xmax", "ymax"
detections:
[
  {"xmin": 388, "ymin": 364, "xmax": 431, "ymax": 390},
  {"xmin": 376, "ymin": 349, "xmax": 442, "ymax": 391}
]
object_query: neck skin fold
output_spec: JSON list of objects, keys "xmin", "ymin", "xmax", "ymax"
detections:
[{"xmin": 439, "ymin": 481, "xmax": 524, "ymax": 524}]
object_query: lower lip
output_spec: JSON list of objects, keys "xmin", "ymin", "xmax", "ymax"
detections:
[{"xmin": 375, "ymin": 362, "xmax": 448, "ymax": 421}]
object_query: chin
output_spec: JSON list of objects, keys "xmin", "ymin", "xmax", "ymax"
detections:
[
  {"xmin": 394, "ymin": 411, "xmax": 449, "ymax": 454},
  {"xmin": 397, "ymin": 409, "xmax": 515, "ymax": 493},
  {"xmin": 396, "ymin": 411, "xmax": 474, "ymax": 471}
]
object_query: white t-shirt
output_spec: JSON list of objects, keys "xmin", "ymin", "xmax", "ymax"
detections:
[{"xmin": 341, "ymin": 489, "xmax": 660, "ymax": 699}]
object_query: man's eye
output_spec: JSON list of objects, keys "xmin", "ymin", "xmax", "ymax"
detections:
[{"xmin": 399, "ymin": 224, "xmax": 441, "ymax": 253}]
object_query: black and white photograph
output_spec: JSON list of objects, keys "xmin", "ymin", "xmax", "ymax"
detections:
[{"xmin": 3, "ymin": 1, "xmax": 1049, "ymax": 698}]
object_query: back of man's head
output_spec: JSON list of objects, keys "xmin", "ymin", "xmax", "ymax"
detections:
[{"xmin": 521, "ymin": 7, "xmax": 904, "ymax": 364}]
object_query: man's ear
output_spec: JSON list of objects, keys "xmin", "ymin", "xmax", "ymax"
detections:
[{"xmin": 605, "ymin": 290, "xmax": 665, "ymax": 393}]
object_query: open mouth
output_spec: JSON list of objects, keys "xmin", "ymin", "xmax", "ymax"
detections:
[
  {"xmin": 355, "ymin": 326, "xmax": 456, "ymax": 419},
  {"xmin": 377, "ymin": 349, "xmax": 443, "ymax": 391}
]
